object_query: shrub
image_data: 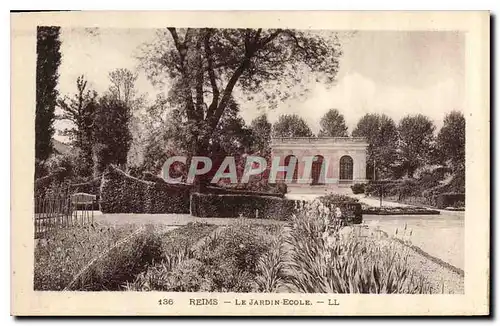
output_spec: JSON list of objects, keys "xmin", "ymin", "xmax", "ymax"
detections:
[
  {"xmin": 435, "ymin": 193, "xmax": 465, "ymax": 209},
  {"xmin": 318, "ymin": 194, "xmax": 362, "ymax": 224},
  {"xmin": 99, "ymin": 165, "xmax": 191, "ymax": 214},
  {"xmin": 351, "ymin": 183, "xmax": 366, "ymax": 194}
]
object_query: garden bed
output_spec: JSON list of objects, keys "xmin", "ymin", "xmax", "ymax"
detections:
[
  {"xmin": 362, "ymin": 206, "xmax": 440, "ymax": 215},
  {"xmin": 34, "ymin": 222, "xmax": 216, "ymax": 291}
]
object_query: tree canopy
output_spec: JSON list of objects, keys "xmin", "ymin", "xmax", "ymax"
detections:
[
  {"xmin": 318, "ymin": 109, "xmax": 349, "ymax": 137},
  {"xmin": 436, "ymin": 110, "xmax": 465, "ymax": 170},
  {"xmin": 352, "ymin": 113, "xmax": 398, "ymax": 179},
  {"xmin": 250, "ymin": 114, "xmax": 272, "ymax": 154},
  {"xmin": 36, "ymin": 26, "xmax": 61, "ymax": 165},
  {"xmin": 396, "ymin": 114, "xmax": 436, "ymax": 178},
  {"xmin": 272, "ymin": 114, "xmax": 314, "ymax": 138},
  {"xmin": 138, "ymin": 28, "xmax": 342, "ymax": 158}
]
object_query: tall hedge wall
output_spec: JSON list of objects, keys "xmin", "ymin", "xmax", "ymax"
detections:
[
  {"xmin": 190, "ymin": 193, "xmax": 295, "ymax": 220},
  {"xmin": 190, "ymin": 192, "xmax": 362, "ymax": 223},
  {"xmin": 100, "ymin": 165, "xmax": 191, "ymax": 214},
  {"xmin": 435, "ymin": 193, "xmax": 465, "ymax": 209}
]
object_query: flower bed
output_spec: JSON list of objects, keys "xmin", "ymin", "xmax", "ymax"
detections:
[
  {"xmin": 34, "ymin": 222, "xmax": 216, "ymax": 291},
  {"xmin": 362, "ymin": 206, "xmax": 440, "ymax": 215}
]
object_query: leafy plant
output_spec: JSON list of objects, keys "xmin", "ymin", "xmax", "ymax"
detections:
[{"xmin": 286, "ymin": 200, "xmax": 434, "ymax": 293}]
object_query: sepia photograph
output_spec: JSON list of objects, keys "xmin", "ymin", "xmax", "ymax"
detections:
[{"xmin": 11, "ymin": 11, "xmax": 490, "ymax": 316}]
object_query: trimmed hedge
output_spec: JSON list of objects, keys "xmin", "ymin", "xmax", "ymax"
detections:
[
  {"xmin": 190, "ymin": 192, "xmax": 362, "ymax": 223},
  {"xmin": 205, "ymin": 185, "xmax": 285, "ymax": 198},
  {"xmin": 190, "ymin": 193, "xmax": 293, "ymax": 220},
  {"xmin": 435, "ymin": 193, "xmax": 465, "ymax": 209},
  {"xmin": 100, "ymin": 165, "xmax": 191, "ymax": 214}
]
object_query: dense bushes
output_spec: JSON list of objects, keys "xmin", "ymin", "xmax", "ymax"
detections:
[
  {"xmin": 351, "ymin": 183, "xmax": 365, "ymax": 194},
  {"xmin": 435, "ymin": 193, "xmax": 465, "ymax": 209},
  {"xmin": 100, "ymin": 165, "xmax": 191, "ymax": 214}
]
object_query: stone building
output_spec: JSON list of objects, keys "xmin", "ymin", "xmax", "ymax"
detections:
[{"xmin": 270, "ymin": 137, "xmax": 369, "ymax": 194}]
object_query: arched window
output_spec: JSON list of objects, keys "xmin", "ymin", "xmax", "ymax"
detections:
[
  {"xmin": 284, "ymin": 155, "xmax": 298, "ymax": 183},
  {"xmin": 339, "ymin": 155, "xmax": 353, "ymax": 181},
  {"xmin": 311, "ymin": 155, "xmax": 324, "ymax": 185}
]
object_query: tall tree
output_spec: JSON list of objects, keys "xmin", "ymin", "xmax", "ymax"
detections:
[
  {"xmin": 272, "ymin": 114, "xmax": 313, "ymax": 138},
  {"xmin": 139, "ymin": 28, "xmax": 341, "ymax": 187},
  {"xmin": 318, "ymin": 109, "xmax": 349, "ymax": 137},
  {"xmin": 436, "ymin": 110, "xmax": 465, "ymax": 171},
  {"xmin": 36, "ymin": 26, "xmax": 62, "ymax": 165},
  {"xmin": 107, "ymin": 68, "xmax": 139, "ymax": 106},
  {"xmin": 352, "ymin": 113, "xmax": 398, "ymax": 179},
  {"xmin": 250, "ymin": 114, "xmax": 272, "ymax": 154},
  {"xmin": 92, "ymin": 95, "xmax": 132, "ymax": 175},
  {"xmin": 106, "ymin": 68, "xmax": 146, "ymax": 170},
  {"xmin": 57, "ymin": 75, "xmax": 98, "ymax": 177},
  {"xmin": 397, "ymin": 114, "xmax": 436, "ymax": 178}
]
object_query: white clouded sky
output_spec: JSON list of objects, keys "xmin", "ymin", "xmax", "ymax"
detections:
[{"xmin": 55, "ymin": 29, "xmax": 464, "ymax": 140}]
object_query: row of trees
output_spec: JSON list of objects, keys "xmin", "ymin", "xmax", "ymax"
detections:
[
  {"xmin": 36, "ymin": 26, "xmax": 464, "ymax": 186},
  {"xmin": 36, "ymin": 27, "xmax": 134, "ymax": 180},
  {"xmin": 55, "ymin": 71, "xmax": 137, "ymax": 179},
  {"xmin": 249, "ymin": 109, "xmax": 465, "ymax": 179}
]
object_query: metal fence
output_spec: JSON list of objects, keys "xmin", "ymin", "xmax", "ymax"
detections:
[{"xmin": 34, "ymin": 191, "xmax": 97, "ymax": 238}]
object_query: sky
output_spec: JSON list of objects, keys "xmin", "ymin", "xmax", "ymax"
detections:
[{"xmin": 54, "ymin": 28, "xmax": 465, "ymax": 141}]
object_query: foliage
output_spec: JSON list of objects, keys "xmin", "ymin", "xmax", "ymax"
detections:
[
  {"xmin": 350, "ymin": 183, "xmax": 366, "ymax": 194},
  {"xmin": 272, "ymin": 114, "xmax": 313, "ymax": 138},
  {"xmin": 396, "ymin": 114, "xmax": 436, "ymax": 178},
  {"xmin": 435, "ymin": 193, "xmax": 465, "ymax": 209},
  {"xmin": 100, "ymin": 165, "xmax": 191, "ymax": 214},
  {"xmin": 138, "ymin": 28, "xmax": 341, "ymax": 174},
  {"xmin": 318, "ymin": 109, "xmax": 349, "ymax": 137},
  {"xmin": 107, "ymin": 68, "xmax": 139, "ymax": 106},
  {"xmin": 57, "ymin": 75, "xmax": 98, "ymax": 178},
  {"xmin": 36, "ymin": 26, "xmax": 61, "ymax": 163},
  {"xmin": 436, "ymin": 111, "xmax": 465, "ymax": 171},
  {"xmin": 254, "ymin": 229, "xmax": 288, "ymax": 292},
  {"xmin": 352, "ymin": 113, "xmax": 398, "ymax": 179},
  {"xmin": 128, "ymin": 222, "xmax": 281, "ymax": 293},
  {"xmin": 92, "ymin": 95, "xmax": 133, "ymax": 175},
  {"xmin": 250, "ymin": 114, "xmax": 272, "ymax": 154},
  {"xmin": 34, "ymin": 223, "xmax": 161, "ymax": 291},
  {"xmin": 286, "ymin": 200, "xmax": 434, "ymax": 293}
]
